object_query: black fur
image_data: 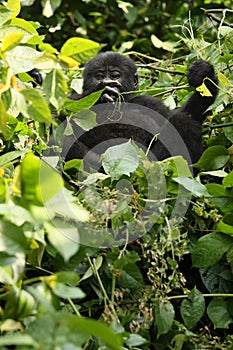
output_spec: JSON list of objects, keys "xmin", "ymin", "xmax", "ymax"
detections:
[{"xmin": 66, "ymin": 52, "xmax": 218, "ymax": 168}]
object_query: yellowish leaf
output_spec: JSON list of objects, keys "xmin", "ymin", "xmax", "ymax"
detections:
[
  {"xmin": 217, "ymin": 71, "xmax": 231, "ymax": 87},
  {"xmin": 196, "ymin": 82, "xmax": 213, "ymax": 97}
]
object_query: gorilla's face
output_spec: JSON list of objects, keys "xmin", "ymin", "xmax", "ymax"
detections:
[{"xmin": 82, "ymin": 52, "xmax": 138, "ymax": 103}]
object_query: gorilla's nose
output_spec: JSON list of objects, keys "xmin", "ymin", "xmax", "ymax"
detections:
[{"xmin": 102, "ymin": 78, "xmax": 116, "ymax": 85}]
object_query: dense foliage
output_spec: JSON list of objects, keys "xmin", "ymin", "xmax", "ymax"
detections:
[{"xmin": 0, "ymin": 0, "xmax": 233, "ymax": 349}]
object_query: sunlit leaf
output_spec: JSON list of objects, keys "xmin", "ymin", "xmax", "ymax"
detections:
[
  {"xmin": 5, "ymin": 45, "xmax": 43, "ymax": 73},
  {"xmin": 21, "ymin": 88, "xmax": 52, "ymax": 124},
  {"xmin": 102, "ymin": 140, "xmax": 139, "ymax": 179},
  {"xmin": 21, "ymin": 153, "xmax": 64, "ymax": 206},
  {"xmin": 1, "ymin": 32, "xmax": 24, "ymax": 52},
  {"xmin": 6, "ymin": 0, "xmax": 21, "ymax": 19},
  {"xmin": 60, "ymin": 37, "xmax": 101, "ymax": 63},
  {"xmin": 42, "ymin": 69, "xmax": 67, "ymax": 110},
  {"xmin": 218, "ymin": 71, "xmax": 231, "ymax": 87},
  {"xmin": 41, "ymin": 0, "xmax": 62, "ymax": 18},
  {"xmin": 45, "ymin": 220, "xmax": 80, "ymax": 262},
  {"xmin": 196, "ymin": 81, "xmax": 212, "ymax": 97}
]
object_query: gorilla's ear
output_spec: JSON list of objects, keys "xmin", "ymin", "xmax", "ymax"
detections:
[{"xmin": 134, "ymin": 73, "xmax": 139, "ymax": 89}]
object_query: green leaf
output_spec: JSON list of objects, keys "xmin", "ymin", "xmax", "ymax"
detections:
[
  {"xmin": 64, "ymin": 90, "xmax": 103, "ymax": 112},
  {"xmin": 0, "ymin": 220, "xmax": 28, "ymax": 255},
  {"xmin": 0, "ymin": 6, "xmax": 12, "ymax": 26},
  {"xmin": 192, "ymin": 232, "xmax": 232, "ymax": 268},
  {"xmin": 42, "ymin": 69, "xmax": 67, "ymax": 110},
  {"xmin": 73, "ymin": 109, "xmax": 97, "ymax": 131},
  {"xmin": 126, "ymin": 334, "xmax": 147, "ymax": 347},
  {"xmin": 223, "ymin": 170, "xmax": 233, "ymax": 188},
  {"xmin": 118, "ymin": 263, "xmax": 144, "ymax": 288},
  {"xmin": 207, "ymin": 298, "xmax": 233, "ymax": 329},
  {"xmin": 194, "ymin": 146, "xmax": 230, "ymax": 170},
  {"xmin": 73, "ymin": 317, "xmax": 122, "ymax": 349},
  {"xmin": 0, "ymin": 100, "xmax": 8, "ymax": 138},
  {"xmin": 79, "ymin": 255, "xmax": 103, "ymax": 282},
  {"xmin": 41, "ymin": 0, "xmax": 62, "ymax": 18},
  {"xmin": 52, "ymin": 283, "xmax": 85, "ymax": 299},
  {"xmin": 217, "ymin": 71, "xmax": 231, "ymax": 87},
  {"xmin": 1, "ymin": 32, "xmax": 24, "ymax": 52},
  {"xmin": 11, "ymin": 18, "xmax": 39, "ymax": 34},
  {"xmin": 102, "ymin": 140, "xmax": 139, "ymax": 179},
  {"xmin": 173, "ymin": 176, "xmax": 210, "ymax": 197},
  {"xmin": 60, "ymin": 37, "xmax": 101, "ymax": 63},
  {"xmin": 224, "ymin": 125, "xmax": 233, "ymax": 143},
  {"xmin": 21, "ymin": 88, "xmax": 52, "ymax": 124},
  {"xmin": 151, "ymin": 34, "xmax": 178, "ymax": 53},
  {"xmin": 21, "ymin": 153, "xmax": 64, "ymax": 206},
  {"xmin": 5, "ymin": 45, "xmax": 43, "ymax": 73},
  {"xmin": 0, "ymin": 334, "xmax": 38, "ymax": 347},
  {"xmin": 217, "ymin": 220, "xmax": 233, "ymax": 235},
  {"xmin": 45, "ymin": 220, "xmax": 80, "ymax": 262},
  {"xmin": 180, "ymin": 287, "xmax": 205, "ymax": 329},
  {"xmin": 155, "ymin": 300, "xmax": 175, "ymax": 338},
  {"xmin": 6, "ymin": 0, "xmax": 21, "ymax": 18}
]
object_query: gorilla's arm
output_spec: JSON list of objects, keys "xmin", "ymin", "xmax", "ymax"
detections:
[{"xmin": 176, "ymin": 60, "xmax": 218, "ymax": 122}]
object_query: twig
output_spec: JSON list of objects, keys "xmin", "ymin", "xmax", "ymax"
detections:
[{"xmin": 201, "ymin": 8, "xmax": 233, "ymax": 28}]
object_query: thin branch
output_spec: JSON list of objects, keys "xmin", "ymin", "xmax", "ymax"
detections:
[{"xmin": 201, "ymin": 8, "xmax": 233, "ymax": 28}]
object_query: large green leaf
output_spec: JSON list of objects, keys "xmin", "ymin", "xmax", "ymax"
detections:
[
  {"xmin": 173, "ymin": 176, "xmax": 210, "ymax": 197},
  {"xmin": 21, "ymin": 152, "xmax": 64, "ymax": 206},
  {"xmin": 194, "ymin": 146, "xmax": 230, "ymax": 170},
  {"xmin": 60, "ymin": 37, "xmax": 100, "ymax": 63},
  {"xmin": 42, "ymin": 69, "xmax": 67, "ymax": 110},
  {"xmin": 117, "ymin": 263, "xmax": 144, "ymax": 288},
  {"xmin": 155, "ymin": 300, "xmax": 175, "ymax": 338},
  {"xmin": 64, "ymin": 90, "xmax": 103, "ymax": 112},
  {"xmin": 102, "ymin": 140, "xmax": 139, "ymax": 179},
  {"xmin": 180, "ymin": 287, "xmax": 205, "ymax": 329},
  {"xmin": 192, "ymin": 232, "xmax": 232, "ymax": 268},
  {"xmin": 0, "ymin": 6, "xmax": 12, "ymax": 25},
  {"xmin": 0, "ymin": 220, "xmax": 28, "ymax": 255},
  {"xmin": 45, "ymin": 220, "xmax": 80, "ymax": 262},
  {"xmin": 5, "ymin": 45, "xmax": 43, "ymax": 73},
  {"xmin": 207, "ymin": 298, "xmax": 233, "ymax": 329},
  {"xmin": 21, "ymin": 88, "xmax": 52, "ymax": 124}
]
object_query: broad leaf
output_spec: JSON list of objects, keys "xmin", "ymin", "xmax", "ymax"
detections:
[
  {"xmin": 102, "ymin": 140, "xmax": 139, "ymax": 179},
  {"xmin": 180, "ymin": 287, "xmax": 205, "ymax": 329},
  {"xmin": 194, "ymin": 146, "xmax": 230, "ymax": 170},
  {"xmin": 155, "ymin": 300, "xmax": 175, "ymax": 338},
  {"xmin": 192, "ymin": 232, "xmax": 232, "ymax": 268},
  {"xmin": 21, "ymin": 88, "xmax": 52, "ymax": 124},
  {"xmin": 117, "ymin": 263, "xmax": 144, "ymax": 288},
  {"xmin": 6, "ymin": 45, "xmax": 43, "ymax": 73},
  {"xmin": 1, "ymin": 32, "xmax": 24, "ymax": 52},
  {"xmin": 21, "ymin": 153, "xmax": 64, "ymax": 206},
  {"xmin": 60, "ymin": 37, "xmax": 100, "ymax": 63},
  {"xmin": 173, "ymin": 176, "xmax": 209, "ymax": 197},
  {"xmin": 73, "ymin": 109, "xmax": 97, "ymax": 131},
  {"xmin": 207, "ymin": 298, "xmax": 233, "ymax": 329},
  {"xmin": 42, "ymin": 69, "xmax": 67, "ymax": 110},
  {"xmin": 64, "ymin": 90, "xmax": 103, "ymax": 112}
]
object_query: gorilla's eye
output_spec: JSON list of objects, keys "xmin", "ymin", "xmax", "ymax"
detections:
[
  {"xmin": 110, "ymin": 71, "xmax": 121, "ymax": 80},
  {"xmin": 94, "ymin": 71, "xmax": 105, "ymax": 80}
]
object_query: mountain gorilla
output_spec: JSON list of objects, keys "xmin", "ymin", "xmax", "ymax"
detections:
[{"xmin": 63, "ymin": 52, "xmax": 218, "ymax": 168}]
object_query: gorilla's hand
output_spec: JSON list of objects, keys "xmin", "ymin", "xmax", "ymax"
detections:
[{"xmin": 100, "ymin": 86, "xmax": 120, "ymax": 103}]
